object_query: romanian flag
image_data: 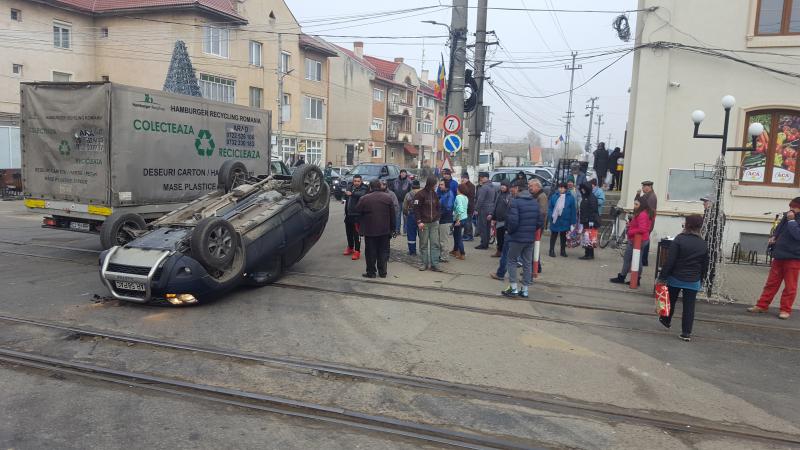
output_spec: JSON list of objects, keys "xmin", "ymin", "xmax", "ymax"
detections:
[
  {"xmin": 554, "ymin": 135, "xmax": 564, "ymax": 146},
  {"xmin": 434, "ymin": 55, "xmax": 446, "ymax": 100}
]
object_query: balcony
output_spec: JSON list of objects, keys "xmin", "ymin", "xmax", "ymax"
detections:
[
  {"xmin": 388, "ymin": 101, "xmax": 411, "ymax": 117},
  {"xmin": 387, "ymin": 125, "xmax": 412, "ymax": 143}
]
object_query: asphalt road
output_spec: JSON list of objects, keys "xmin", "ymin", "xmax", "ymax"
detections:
[{"xmin": 0, "ymin": 199, "xmax": 798, "ymax": 449}]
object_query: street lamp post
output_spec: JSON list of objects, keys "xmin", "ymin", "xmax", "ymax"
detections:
[{"xmin": 690, "ymin": 95, "xmax": 763, "ymax": 297}]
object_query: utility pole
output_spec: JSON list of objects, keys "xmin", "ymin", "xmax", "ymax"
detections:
[
  {"xmin": 595, "ymin": 113, "xmax": 605, "ymax": 147},
  {"xmin": 607, "ymin": 132, "xmax": 613, "ymax": 148},
  {"xmin": 468, "ymin": 0, "xmax": 488, "ymax": 171},
  {"xmin": 276, "ymin": 32, "xmax": 285, "ymax": 163},
  {"xmin": 563, "ymin": 51, "xmax": 581, "ymax": 157},
  {"xmin": 584, "ymin": 96, "xmax": 599, "ymax": 153},
  {"xmin": 447, "ymin": 0, "xmax": 468, "ymax": 173}
]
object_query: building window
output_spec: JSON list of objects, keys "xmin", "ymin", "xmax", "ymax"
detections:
[
  {"xmin": 304, "ymin": 139, "xmax": 323, "ymax": 165},
  {"xmin": 52, "ymin": 71, "xmax": 71, "ymax": 82},
  {"xmin": 305, "ymin": 58, "xmax": 322, "ymax": 81},
  {"xmin": 53, "ymin": 22, "xmax": 71, "ymax": 49},
  {"xmin": 199, "ymin": 74, "xmax": 235, "ymax": 103},
  {"xmin": 303, "ymin": 96, "xmax": 323, "ymax": 120},
  {"xmin": 249, "ymin": 87, "xmax": 263, "ymax": 108},
  {"xmin": 372, "ymin": 146, "xmax": 382, "ymax": 158},
  {"xmin": 12, "ymin": 64, "xmax": 22, "ymax": 77},
  {"xmin": 282, "ymin": 94, "xmax": 291, "ymax": 122},
  {"xmin": 417, "ymin": 95, "xmax": 424, "ymax": 107},
  {"xmin": 202, "ymin": 26, "xmax": 229, "ymax": 58},
  {"xmin": 373, "ymin": 88, "xmax": 384, "ymax": 102},
  {"xmin": 371, "ymin": 118, "xmax": 384, "ymax": 131},
  {"xmin": 741, "ymin": 109, "xmax": 800, "ymax": 186},
  {"xmin": 100, "ymin": 27, "xmax": 108, "ymax": 38},
  {"xmin": 280, "ymin": 52, "xmax": 291, "ymax": 74},
  {"xmin": 756, "ymin": 0, "xmax": 800, "ymax": 35},
  {"xmin": 281, "ymin": 137, "xmax": 296, "ymax": 163},
  {"xmin": 249, "ymin": 41, "xmax": 262, "ymax": 67},
  {"xmin": 11, "ymin": 9, "xmax": 21, "ymax": 21},
  {"xmin": 416, "ymin": 120, "xmax": 433, "ymax": 134}
]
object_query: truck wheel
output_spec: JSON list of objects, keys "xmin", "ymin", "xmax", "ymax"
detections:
[
  {"xmin": 191, "ymin": 217, "xmax": 239, "ymax": 271},
  {"xmin": 218, "ymin": 160, "xmax": 248, "ymax": 193},
  {"xmin": 100, "ymin": 212, "xmax": 146, "ymax": 250},
  {"xmin": 291, "ymin": 164, "xmax": 324, "ymax": 204}
]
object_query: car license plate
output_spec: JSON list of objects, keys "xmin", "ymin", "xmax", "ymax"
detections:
[
  {"xmin": 69, "ymin": 221, "xmax": 90, "ymax": 231},
  {"xmin": 115, "ymin": 281, "xmax": 146, "ymax": 291}
]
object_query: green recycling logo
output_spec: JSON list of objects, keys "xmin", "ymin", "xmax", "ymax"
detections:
[
  {"xmin": 194, "ymin": 129, "xmax": 215, "ymax": 157},
  {"xmin": 58, "ymin": 140, "xmax": 71, "ymax": 156}
]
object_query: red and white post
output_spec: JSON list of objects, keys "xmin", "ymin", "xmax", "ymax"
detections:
[
  {"xmin": 630, "ymin": 234, "xmax": 642, "ymax": 289},
  {"xmin": 532, "ymin": 229, "xmax": 542, "ymax": 278}
]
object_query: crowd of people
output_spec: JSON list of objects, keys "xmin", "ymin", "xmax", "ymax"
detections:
[{"xmin": 336, "ymin": 154, "xmax": 800, "ymax": 340}]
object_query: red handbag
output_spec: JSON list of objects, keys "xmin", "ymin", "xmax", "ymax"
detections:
[{"xmin": 655, "ymin": 282, "xmax": 671, "ymax": 317}]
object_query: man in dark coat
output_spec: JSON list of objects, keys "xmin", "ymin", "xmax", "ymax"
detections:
[
  {"xmin": 489, "ymin": 180, "xmax": 512, "ymax": 257},
  {"xmin": 391, "ymin": 170, "xmax": 412, "ymax": 234},
  {"xmin": 356, "ymin": 180, "xmax": 396, "ymax": 279},
  {"xmin": 475, "ymin": 171, "xmax": 497, "ymax": 250},
  {"xmin": 593, "ymin": 142, "xmax": 609, "ymax": 188},
  {"xmin": 413, "ymin": 176, "xmax": 442, "ymax": 272},
  {"xmin": 460, "ymin": 172, "xmax": 476, "ymax": 241},
  {"xmin": 343, "ymin": 175, "xmax": 368, "ymax": 260},
  {"xmin": 578, "ymin": 182, "xmax": 601, "ymax": 260},
  {"xmin": 749, "ymin": 197, "xmax": 800, "ymax": 319},
  {"xmin": 501, "ymin": 181, "xmax": 542, "ymax": 298},
  {"xmin": 608, "ymin": 147, "xmax": 623, "ymax": 191}
]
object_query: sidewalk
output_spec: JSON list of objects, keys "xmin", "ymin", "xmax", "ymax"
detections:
[{"xmin": 390, "ymin": 229, "xmax": 788, "ymax": 310}]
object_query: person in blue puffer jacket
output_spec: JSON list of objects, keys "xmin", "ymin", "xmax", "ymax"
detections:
[
  {"xmin": 548, "ymin": 182, "xmax": 577, "ymax": 258},
  {"xmin": 501, "ymin": 185, "xmax": 542, "ymax": 298},
  {"xmin": 437, "ymin": 179, "xmax": 455, "ymax": 263}
]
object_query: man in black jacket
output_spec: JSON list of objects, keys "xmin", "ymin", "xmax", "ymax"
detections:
[
  {"xmin": 489, "ymin": 180, "xmax": 511, "ymax": 257},
  {"xmin": 593, "ymin": 142, "xmax": 609, "ymax": 188},
  {"xmin": 608, "ymin": 147, "xmax": 623, "ymax": 191},
  {"xmin": 391, "ymin": 170, "xmax": 412, "ymax": 235},
  {"xmin": 356, "ymin": 180, "xmax": 396, "ymax": 279},
  {"xmin": 343, "ymin": 175, "xmax": 368, "ymax": 260},
  {"xmin": 749, "ymin": 197, "xmax": 800, "ymax": 319}
]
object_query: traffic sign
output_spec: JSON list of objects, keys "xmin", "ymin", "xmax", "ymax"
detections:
[
  {"xmin": 443, "ymin": 114, "xmax": 462, "ymax": 134},
  {"xmin": 443, "ymin": 133, "xmax": 462, "ymax": 154}
]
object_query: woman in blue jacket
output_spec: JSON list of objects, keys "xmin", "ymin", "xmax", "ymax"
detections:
[{"xmin": 548, "ymin": 182, "xmax": 577, "ymax": 258}]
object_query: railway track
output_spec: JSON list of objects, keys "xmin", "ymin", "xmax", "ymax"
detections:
[{"xmin": 0, "ymin": 314, "xmax": 798, "ymax": 448}]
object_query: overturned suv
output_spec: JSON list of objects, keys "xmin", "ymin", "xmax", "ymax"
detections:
[{"xmin": 99, "ymin": 161, "xmax": 329, "ymax": 305}]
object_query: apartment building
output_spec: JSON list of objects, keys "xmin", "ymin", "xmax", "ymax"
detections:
[
  {"xmin": 624, "ymin": 0, "xmax": 800, "ymax": 247},
  {"xmin": 1, "ymin": 0, "xmax": 333, "ymax": 165}
]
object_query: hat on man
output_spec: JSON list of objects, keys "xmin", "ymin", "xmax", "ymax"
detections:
[
  {"xmin": 641, "ymin": 180, "xmax": 654, "ymax": 186},
  {"xmin": 442, "ymin": 168, "xmax": 452, "ymax": 175},
  {"xmin": 700, "ymin": 195, "xmax": 711, "ymax": 202},
  {"xmin": 478, "ymin": 171, "xmax": 490, "ymax": 178}
]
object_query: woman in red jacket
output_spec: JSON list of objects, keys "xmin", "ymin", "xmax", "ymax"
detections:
[{"xmin": 610, "ymin": 199, "xmax": 653, "ymax": 285}]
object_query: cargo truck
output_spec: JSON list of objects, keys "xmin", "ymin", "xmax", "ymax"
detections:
[{"xmin": 20, "ymin": 82, "xmax": 272, "ymax": 249}]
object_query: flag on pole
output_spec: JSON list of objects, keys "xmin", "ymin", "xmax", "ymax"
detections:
[
  {"xmin": 554, "ymin": 135, "xmax": 564, "ymax": 146},
  {"xmin": 434, "ymin": 54, "xmax": 446, "ymax": 100}
]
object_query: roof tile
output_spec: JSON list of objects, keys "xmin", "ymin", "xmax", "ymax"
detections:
[{"xmin": 52, "ymin": 0, "xmax": 244, "ymax": 20}]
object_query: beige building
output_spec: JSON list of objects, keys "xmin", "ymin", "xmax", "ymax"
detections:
[
  {"xmin": 1, "ymin": 0, "xmax": 333, "ymax": 165},
  {"xmin": 625, "ymin": 0, "xmax": 800, "ymax": 248}
]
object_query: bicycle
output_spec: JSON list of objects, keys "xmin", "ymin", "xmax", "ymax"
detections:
[{"xmin": 599, "ymin": 205, "xmax": 629, "ymax": 255}]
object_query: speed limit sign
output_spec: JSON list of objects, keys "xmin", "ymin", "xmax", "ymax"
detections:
[{"xmin": 443, "ymin": 114, "xmax": 462, "ymax": 134}]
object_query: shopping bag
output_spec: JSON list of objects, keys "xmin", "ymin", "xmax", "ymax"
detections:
[
  {"xmin": 567, "ymin": 225, "xmax": 583, "ymax": 248},
  {"xmin": 582, "ymin": 228, "xmax": 599, "ymax": 248},
  {"xmin": 655, "ymin": 283, "xmax": 671, "ymax": 317}
]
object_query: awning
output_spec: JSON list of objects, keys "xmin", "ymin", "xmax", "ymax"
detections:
[{"xmin": 404, "ymin": 144, "xmax": 418, "ymax": 156}]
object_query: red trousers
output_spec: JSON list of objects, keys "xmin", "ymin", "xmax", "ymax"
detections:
[{"xmin": 757, "ymin": 259, "xmax": 800, "ymax": 313}]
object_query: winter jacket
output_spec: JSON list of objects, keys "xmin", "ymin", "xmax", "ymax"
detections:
[
  {"xmin": 402, "ymin": 188, "xmax": 421, "ymax": 215},
  {"xmin": 437, "ymin": 188, "xmax": 455, "ymax": 224},
  {"xmin": 608, "ymin": 149, "xmax": 622, "ymax": 173},
  {"xmin": 491, "ymin": 190, "xmax": 512, "ymax": 223},
  {"xmin": 568, "ymin": 171, "xmax": 587, "ymax": 188},
  {"xmin": 592, "ymin": 186, "xmax": 605, "ymax": 212},
  {"xmin": 462, "ymin": 181, "xmax": 476, "ymax": 215},
  {"xmin": 391, "ymin": 177, "xmax": 412, "ymax": 206},
  {"xmin": 659, "ymin": 233, "xmax": 709, "ymax": 283},
  {"xmin": 547, "ymin": 191, "xmax": 577, "ymax": 233},
  {"xmin": 593, "ymin": 148, "xmax": 609, "ymax": 174},
  {"xmin": 454, "ymin": 194, "xmax": 469, "ymax": 222},
  {"xmin": 442, "ymin": 178, "xmax": 458, "ymax": 197},
  {"xmin": 356, "ymin": 191, "xmax": 396, "ymax": 237},
  {"xmin": 344, "ymin": 183, "xmax": 369, "ymax": 217},
  {"xmin": 627, "ymin": 210, "xmax": 652, "ymax": 242},
  {"xmin": 389, "ymin": 189, "xmax": 400, "ymax": 219},
  {"xmin": 532, "ymin": 189, "xmax": 549, "ymax": 227},
  {"xmin": 635, "ymin": 190, "xmax": 658, "ymax": 231},
  {"xmin": 771, "ymin": 217, "xmax": 800, "ymax": 260},
  {"xmin": 579, "ymin": 183, "xmax": 601, "ymax": 228},
  {"xmin": 476, "ymin": 181, "xmax": 497, "ymax": 213},
  {"xmin": 506, "ymin": 190, "xmax": 542, "ymax": 244},
  {"xmin": 413, "ymin": 188, "xmax": 441, "ymax": 224}
]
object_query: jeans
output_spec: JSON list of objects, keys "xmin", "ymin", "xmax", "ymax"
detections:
[
  {"xmin": 452, "ymin": 223, "xmax": 464, "ymax": 254},
  {"xmin": 621, "ymin": 238, "xmax": 649, "ymax": 277},
  {"xmin": 496, "ymin": 238, "xmax": 511, "ymax": 278},
  {"xmin": 756, "ymin": 258, "xmax": 800, "ymax": 313},
  {"xmin": 405, "ymin": 212, "xmax": 417, "ymax": 254},
  {"xmin": 666, "ymin": 286, "xmax": 697, "ymax": 335},
  {"xmin": 496, "ymin": 226, "xmax": 506, "ymax": 252},
  {"xmin": 418, "ymin": 222, "xmax": 440, "ymax": 268},
  {"xmin": 463, "ymin": 215, "xmax": 474, "ymax": 239},
  {"xmin": 344, "ymin": 216, "xmax": 360, "ymax": 251},
  {"xmin": 365, "ymin": 234, "xmax": 391, "ymax": 276},
  {"xmin": 477, "ymin": 211, "xmax": 491, "ymax": 247},
  {"xmin": 395, "ymin": 210, "xmax": 403, "ymax": 233},
  {"xmin": 439, "ymin": 221, "xmax": 452, "ymax": 260},
  {"xmin": 507, "ymin": 241, "xmax": 534, "ymax": 287}
]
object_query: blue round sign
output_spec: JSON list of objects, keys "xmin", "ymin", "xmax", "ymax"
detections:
[{"xmin": 443, "ymin": 133, "xmax": 462, "ymax": 154}]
